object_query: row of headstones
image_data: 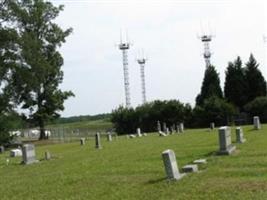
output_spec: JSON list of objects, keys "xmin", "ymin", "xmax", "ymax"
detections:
[
  {"xmin": 162, "ymin": 126, "xmax": 247, "ymax": 180},
  {"xmin": 209, "ymin": 116, "xmax": 261, "ymax": 131},
  {"xmin": 158, "ymin": 121, "xmax": 184, "ymax": 137},
  {"xmin": 80, "ymin": 132, "xmax": 114, "ymax": 149}
]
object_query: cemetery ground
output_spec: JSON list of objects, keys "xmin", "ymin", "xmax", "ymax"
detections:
[{"xmin": 1, "ymin": 125, "xmax": 267, "ymax": 199}]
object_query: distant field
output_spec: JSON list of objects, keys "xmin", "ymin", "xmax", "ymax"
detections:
[
  {"xmin": 1, "ymin": 125, "xmax": 267, "ymax": 199},
  {"xmin": 46, "ymin": 119, "xmax": 113, "ymax": 130}
]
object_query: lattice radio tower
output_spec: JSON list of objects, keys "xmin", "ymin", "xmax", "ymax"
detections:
[
  {"xmin": 137, "ymin": 50, "xmax": 147, "ymax": 104},
  {"xmin": 118, "ymin": 31, "xmax": 132, "ymax": 108},
  {"xmin": 198, "ymin": 34, "xmax": 214, "ymax": 68}
]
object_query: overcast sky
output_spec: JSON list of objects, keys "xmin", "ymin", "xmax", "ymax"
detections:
[{"xmin": 51, "ymin": 0, "xmax": 267, "ymax": 117}]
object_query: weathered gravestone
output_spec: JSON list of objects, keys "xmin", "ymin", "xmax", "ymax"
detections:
[
  {"xmin": 182, "ymin": 164, "xmax": 198, "ymax": 173},
  {"xmin": 0, "ymin": 146, "xmax": 4, "ymax": 154},
  {"xmin": 159, "ymin": 131, "xmax": 167, "ymax": 137},
  {"xmin": 136, "ymin": 128, "xmax": 142, "ymax": 137},
  {"xmin": 218, "ymin": 126, "xmax": 236, "ymax": 155},
  {"xmin": 193, "ymin": 159, "xmax": 207, "ymax": 164},
  {"xmin": 10, "ymin": 149, "xmax": 22, "ymax": 157},
  {"xmin": 80, "ymin": 138, "xmax": 86, "ymax": 145},
  {"xmin": 157, "ymin": 120, "xmax": 161, "ymax": 132},
  {"xmin": 129, "ymin": 134, "xmax": 136, "ymax": 138},
  {"xmin": 162, "ymin": 149, "xmax": 185, "ymax": 180},
  {"xmin": 163, "ymin": 122, "xmax": 167, "ymax": 133},
  {"xmin": 253, "ymin": 116, "xmax": 261, "ymax": 130},
  {"xmin": 236, "ymin": 127, "xmax": 246, "ymax": 143},
  {"xmin": 179, "ymin": 123, "xmax": 184, "ymax": 133},
  {"xmin": 210, "ymin": 122, "xmax": 215, "ymax": 130},
  {"xmin": 107, "ymin": 132, "xmax": 112, "ymax": 142},
  {"xmin": 22, "ymin": 144, "xmax": 38, "ymax": 165},
  {"xmin": 166, "ymin": 128, "xmax": 170, "ymax": 135},
  {"xmin": 176, "ymin": 124, "xmax": 180, "ymax": 133},
  {"xmin": 95, "ymin": 132, "xmax": 102, "ymax": 149},
  {"xmin": 45, "ymin": 151, "xmax": 51, "ymax": 160}
]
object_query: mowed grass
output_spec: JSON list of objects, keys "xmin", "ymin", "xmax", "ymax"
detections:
[{"xmin": 1, "ymin": 125, "xmax": 267, "ymax": 200}]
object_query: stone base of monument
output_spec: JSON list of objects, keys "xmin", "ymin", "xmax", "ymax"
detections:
[
  {"xmin": 237, "ymin": 138, "xmax": 246, "ymax": 144},
  {"xmin": 193, "ymin": 159, "xmax": 207, "ymax": 164},
  {"xmin": 182, "ymin": 164, "xmax": 198, "ymax": 173},
  {"xmin": 22, "ymin": 159, "xmax": 39, "ymax": 165},
  {"xmin": 217, "ymin": 145, "xmax": 236, "ymax": 155}
]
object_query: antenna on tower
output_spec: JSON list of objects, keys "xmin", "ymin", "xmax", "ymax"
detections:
[
  {"xmin": 117, "ymin": 30, "xmax": 132, "ymax": 108},
  {"xmin": 136, "ymin": 49, "xmax": 147, "ymax": 104},
  {"xmin": 197, "ymin": 23, "xmax": 215, "ymax": 68}
]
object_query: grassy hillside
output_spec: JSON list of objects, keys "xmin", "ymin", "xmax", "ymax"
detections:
[
  {"xmin": 46, "ymin": 119, "xmax": 113, "ymax": 130},
  {"xmin": 1, "ymin": 125, "xmax": 267, "ymax": 199}
]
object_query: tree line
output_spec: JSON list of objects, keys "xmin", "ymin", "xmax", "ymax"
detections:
[
  {"xmin": 111, "ymin": 54, "xmax": 267, "ymax": 134},
  {"xmin": 0, "ymin": 0, "xmax": 73, "ymax": 143}
]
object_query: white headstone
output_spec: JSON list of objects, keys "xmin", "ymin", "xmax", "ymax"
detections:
[
  {"xmin": 236, "ymin": 127, "xmax": 246, "ymax": 143},
  {"xmin": 80, "ymin": 138, "xmax": 85, "ymax": 145},
  {"xmin": 193, "ymin": 159, "xmax": 207, "ymax": 164},
  {"xmin": 182, "ymin": 164, "xmax": 198, "ymax": 173},
  {"xmin": 129, "ymin": 134, "xmax": 136, "ymax": 138},
  {"xmin": 136, "ymin": 128, "xmax": 142, "ymax": 137},
  {"xmin": 253, "ymin": 116, "xmax": 261, "ymax": 130},
  {"xmin": 210, "ymin": 122, "xmax": 215, "ymax": 130},
  {"xmin": 162, "ymin": 149, "xmax": 185, "ymax": 180},
  {"xmin": 159, "ymin": 131, "xmax": 167, "ymax": 137},
  {"xmin": 10, "ymin": 149, "xmax": 22, "ymax": 157},
  {"xmin": 22, "ymin": 144, "xmax": 38, "ymax": 164},
  {"xmin": 179, "ymin": 123, "xmax": 184, "ymax": 133},
  {"xmin": 107, "ymin": 132, "xmax": 112, "ymax": 142},
  {"xmin": 157, "ymin": 121, "xmax": 161, "ymax": 132},
  {"xmin": 218, "ymin": 126, "xmax": 236, "ymax": 155},
  {"xmin": 166, "ymin": 128, "xmax": 170, "ymax": 135}
]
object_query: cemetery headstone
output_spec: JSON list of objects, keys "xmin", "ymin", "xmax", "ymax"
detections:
[
  {"xmin": 107, "ymin": 132, "xmax": 112, "ymax": 142},
  {"xmin": 80, "ymin": 138, "xmax": 86, "ymax": 145},
  {"xmin": 166, "ymin": 128, "xmax": 170, "ymax": 135},
  {"xmin": 0, "ymin": 146, "xmax": 4, "ymax": 153},
  {"xmin": 182, "ymin": 164, "xmax": 198, "ymax": 173},
  {"xmin": 45, "ymin": 151, "xmax": 51, "ymax": 160},
  {"xmin": 162, "ymin": 149, "xmax": 185, "ymax": 180},
  {"xmin": 210, "ymin": 122, "xmax": 215, "ymax": 130},
  {"xmin": 163, "ymin": 122, "xmax": 167, "ymax": 133},
  {"xmin": 22, "ymin": 144, "xmax": 38, "ymax": 165},
  {"xmin": 236, "ymin": 127, "xmax": 246, "ymax": 143},
  {"xmin": 253, "ymin": 116, "xmax": 261, "ymax": 130},
  {"xmin": 10, "ymin": 149, "xmax": 22, "ymax": 157},
  {"xmin": 159, "ymin": 131, "xmax": 167, "ymax": 137},
  {"xmin": 179, "ymin": 123, "xmax": 184, "ymax": 133},
  {"xmin": 176, "ymin": 124, "xmax": 180, "ymax": 134},
  {"xmin": 136, "ymin": 128, "xmax": 142, "ymax": 137},
  {"xmin": 157, "ymin": 120, "xmax": 161, "ymax": 132},
  {"xmin": 95, "ymin": 132, "xmax": 102, "ymax": 149},
  {"xmin": 193, "ymin": 159, "xmax": 207, "ymax": 164},
  {"xmin": 218, "ymin": 126, "xmax": 236, "ymax": 155},
  {"xmin": 129, "ymin": 134, "xmax": 136, "ymax": 138}
]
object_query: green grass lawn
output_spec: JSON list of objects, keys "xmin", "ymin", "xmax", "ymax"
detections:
[{"xmin": 1, "ymin": 125, "xmax": 267, "ymax": 200}]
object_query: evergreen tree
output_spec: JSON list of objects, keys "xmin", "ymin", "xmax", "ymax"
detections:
[
  {"xmin": 245, "ymin": 54, "xmax": 267, "ymax": 103},
  {"xmin": 224, "ymin": 56, "xmax": 247, "ymax": 110},
  {"xmin": 196, "ymin": 65, "xmax": 223, "ymax": 106},
  {"xmin": 5, "ymin": 0, "xmax": 74, "ymax": 140}
]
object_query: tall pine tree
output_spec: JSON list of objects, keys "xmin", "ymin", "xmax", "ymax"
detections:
[
  {"xmin": 196, "ymin": 65, "xmax": 223, "ymax": 106},
  {"xmin": 224, "ymin": 56, "xmax": 247, "ymax": 110},
  {"xmin": 245, "ymin": 54, "xmax": 267, "ymax": 103}
]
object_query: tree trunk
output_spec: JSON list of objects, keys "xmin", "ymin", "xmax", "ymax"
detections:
[{"xmin": 39, "ymin": 120, "xmax": 47, "ymax": 140}]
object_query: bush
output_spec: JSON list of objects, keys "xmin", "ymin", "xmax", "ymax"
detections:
[
  {"xmin": 244, "ymin": 97, "xmax": 267, "ymax": 123},
  {"xmin": 192, "ymin": 96, "xmax": 237, "ymax": 127}
]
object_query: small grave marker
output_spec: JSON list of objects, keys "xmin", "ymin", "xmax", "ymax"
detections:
[{"xmin": 162, "ymin": 149, "xmax": 185, "ymax": 180}]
